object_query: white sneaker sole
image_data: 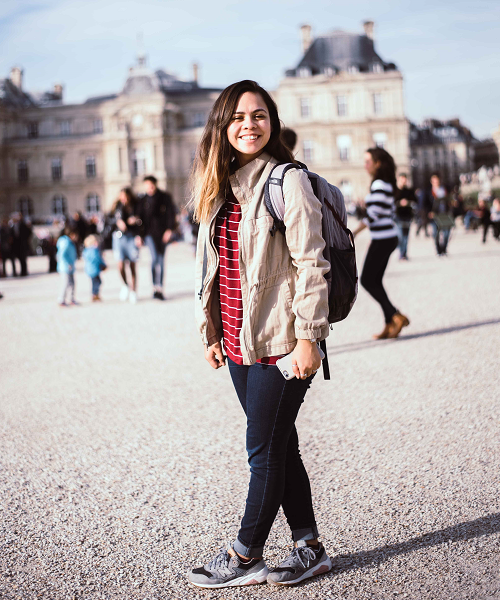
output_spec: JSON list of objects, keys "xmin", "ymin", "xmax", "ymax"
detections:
[
  {"xmin": 189, "ymin": 565, "xmax": 269, "ymax": 589},
  {"xmin": 267, "ymin": 555, "xmax": 332, "ymax": 586}
]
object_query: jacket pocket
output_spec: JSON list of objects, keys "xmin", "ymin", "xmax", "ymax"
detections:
[{"xmin": 252, "ymin": 274, "xmax": 295, "ymax": 350}]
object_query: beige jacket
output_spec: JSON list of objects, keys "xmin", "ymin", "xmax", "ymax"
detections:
[{"xmin": 195, "ymin": 152, "xmax": 330, "ymax": 365}]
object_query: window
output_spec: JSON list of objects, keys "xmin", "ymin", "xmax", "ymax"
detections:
[
  {"xmin": 340, "ymin": 180, "xmax": 352, "ymax": 202},
  {"xmin": 17, "ymin": 196, "xmax": 33, "ymax": 217},
  {"xmin": 86, "ymin": 193, "xmax": 100, "ymax": 213},
  {"xmin": 373, "ymin": 132, "xmax": 387, "ymax": 149},
  {"xmin": 303, "ymin": 140, "xmax": 314, "ymax": 163},
  {"xmin": 193, "ymin": 112, "xmax": 205, "ymax": 127},
  {"xmin": 298, "ymin": 67, "xmax": 311, "ymax": 78},
  {"xmin": 93, "ymin": 119, "xmax": 103, "ymax": 134},
  {"xmin": 18, "ymin": 159, "xmax": 29, "ymax": 182},
  {"xmin": 86, "ymin": 155, "xmax": 96, "ymax": 178},
  {"xmin": 118, "ymin": 147, "xmax": 123, "ymax": 173},
  {"xmin": 337, "ymin": 135, "xmax": 352, "ymax": 161},
  {"xmin": 51, "ymin": 157, "xmax": 62, "ymax": 181},
  {"xmin": 347, "ymin": 65, "xmax": 358, "ymax": 74},
  {"xmin": 337, "ymin": 95, "xmax": 347, "ymax": 117},
  {"xmin": 52, "ymin": 195, "xmax": 67, "ymax": 215},
  {"xmin": 300, "ymin": 98, "xmax": 311, "ymax": 118},
  {"xmin": 372, "ymin": 63, "xmax": 383, "ymax": 73},
  {"xmin": 27, "ymin": 122, "xmax": 38, "ymax": 139},
  {"xmin": 132, "ymin": 149, "xmax": 146, "ymax": 176},
  {"xmin": 60, "ymin": 120, "xmax": 71, "ymax": 136},
  {"xmin": 373, "ymin": 93, "xmax": 383, "ymax": 115}
]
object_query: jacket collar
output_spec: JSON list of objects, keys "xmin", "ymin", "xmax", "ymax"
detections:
[{"xmin": 229, "ymin": 152, "xmax": 277, "ymax": 205}]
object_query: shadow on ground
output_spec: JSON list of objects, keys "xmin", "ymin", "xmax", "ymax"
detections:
[
  {"xmin": 328, "ymin": 318, "xmax": 500, "ymax": 356},
  {"xmin": 330, "ymin": 512, "xmax": 500, "ymax": 575}
]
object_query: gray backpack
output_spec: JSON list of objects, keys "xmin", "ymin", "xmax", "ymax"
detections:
[{"xmin": 264, "ymin": 163, "xmax": 358, "ymax": 377}]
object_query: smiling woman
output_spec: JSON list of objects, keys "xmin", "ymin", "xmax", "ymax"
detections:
[{"xmin": 188, "ymin": 80, "xmax": 333, "ymax": 589}]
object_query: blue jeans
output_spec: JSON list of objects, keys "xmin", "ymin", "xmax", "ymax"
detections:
[
  {"xmin": 396, "ymin": 221, "xmax": 411, "ymax": 258},
  {"xmin": 432, "ymin": 222, "xmax": 451, "ymax": 255},
  {"xmin": 228, "ymin": 358, "xmax": 318, "ymax": 558},
  {"xmin": 91, "ymin": 275, "xmax": 101, "ymax": 296},
  {"xmin": 144, "ymin": 235, "xmax": 165, "ymax": 288}
]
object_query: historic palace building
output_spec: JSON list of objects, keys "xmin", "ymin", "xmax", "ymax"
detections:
[
  {"xmin": 274, "ymin": 21, "xmax": 409, "ymax": 204},
  {"xmin": 1, "ymin": 21, "xmax": 411, "ymax": 219},
  {"xmin": 0, "ymin": 59, "xmax": 220, "ymax": 219}
]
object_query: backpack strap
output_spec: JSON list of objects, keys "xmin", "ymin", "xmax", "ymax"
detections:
[
  {"xmin": 319, "ymin": 339, "xmax": 330, "ymax": 380},
  {"xmin": 264, "ymin": 163, "xmax": 305, "ymax": 236}
]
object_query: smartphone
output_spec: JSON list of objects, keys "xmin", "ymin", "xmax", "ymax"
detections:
[{"xmin": 276, "ymin": 344, "xmax": 325, "ymax": 380}]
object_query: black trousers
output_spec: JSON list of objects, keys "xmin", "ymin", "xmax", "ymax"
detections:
[{"xmin": 361, "ymin": 236, "xmax": 398, "ymax": 323}]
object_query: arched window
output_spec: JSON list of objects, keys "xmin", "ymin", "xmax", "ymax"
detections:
[
  {"xmin": 17, "ymin": 196, "xmax": 33, "ymax": 217},
  {"xmin": 52, "ymin": 195, "xmax": 67, "ymax": 216},
  {"xmin": 86, "ymin": 193, "xmax": 100, "ymax": 213}
]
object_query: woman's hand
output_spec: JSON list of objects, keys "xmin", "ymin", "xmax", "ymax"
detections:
[
  {"xmin": 291, "ymin": 340, "xmax": 322, "ymax": 380},
  {"xmin": 205, "ymin": 341, "xmax": 226, "ymax": 369}
]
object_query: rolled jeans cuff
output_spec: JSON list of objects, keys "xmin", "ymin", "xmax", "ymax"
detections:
[
  {"xmin": 233, "ymin": 537, "xmax": 264, "ymax": 559},
  {"xmin": 292, "ymin": 525, "xmax": 319, "ymax": 543}
]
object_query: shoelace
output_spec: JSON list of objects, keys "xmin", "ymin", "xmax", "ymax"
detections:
[
  {"xmin": 207, "ymin": 548, "xmax": 232, "ymax": 576},
  {"xmin": 289, "ymin": 545, "xmax": 316, "ymax": 569}
]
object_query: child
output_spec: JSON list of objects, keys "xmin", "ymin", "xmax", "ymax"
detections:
[
  {"xmin": 56, "ymin": 226, "xmax": 78, "ymax": 306},
  {"xmin": 82, "ymin": 234, "xmax": 106, "ymax": 301}
]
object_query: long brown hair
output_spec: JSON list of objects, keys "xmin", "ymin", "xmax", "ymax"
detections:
[
  {"xmin": 366, "ymin": 147, "xmax": 397, "ymax": 190},
  {"xmin": 191, "ymin": 80, "xmax": 295, "ymax": 223}
]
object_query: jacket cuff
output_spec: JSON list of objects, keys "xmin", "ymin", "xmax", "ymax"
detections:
[
  {"xmin": 206, "ymin": 332, "xmax": 223, "ymax": 347},
  {"xmin": 294, "ymin": 325, "xmax": 328, "ymax": 341}
]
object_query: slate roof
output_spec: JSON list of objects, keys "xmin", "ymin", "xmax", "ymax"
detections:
[
  {"xmin": 0, "ymin": 78, "xmax": 35, "ymax": 108},
  {"xmin": 287, "ymin": 29, "xmax": 397, "ymax": 76}
]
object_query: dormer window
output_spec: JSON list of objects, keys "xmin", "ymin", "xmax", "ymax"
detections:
[
  {"xmin": 298, "ymin": 67, "xmax": 311, "ymax": 78},
  {"xmin": 372, "ymin": 63, "xmax": 383, "ymax": 73},
  {"xmin": 347, "ymin": 65, "xmax": 358, "ymax": 74},
  {"xmin": 323, "ymin": 66, "xmax": 335, "ymax": 77}
]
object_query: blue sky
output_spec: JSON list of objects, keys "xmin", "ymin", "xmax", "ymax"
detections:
[{"xmin": 1, "ymin": 0, "xmax": 499, "ymax": 138}]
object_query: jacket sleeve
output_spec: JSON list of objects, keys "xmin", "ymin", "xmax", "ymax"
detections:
[
  {"xmin": 194, "ymin": 222, "xmax": 209, "ymax": 343},
  {"xmin": 282, "ymin": 169, "xmax": 330, "ymax": 341}
]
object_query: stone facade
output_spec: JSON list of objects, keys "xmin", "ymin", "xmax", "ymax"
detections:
[
  {"xmin": 0, "ymin": 60, "xmax": 221, "ymax": 219},
  {"xmin": 273, "ymin": 22, "xmax": 409, "ymax": 203},
  {"xmin": 409, "ymin": 118, "xmax": 476, "ymax": 190}
]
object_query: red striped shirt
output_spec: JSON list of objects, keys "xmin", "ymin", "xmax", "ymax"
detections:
[{"xmin": 215, "ymin": 192, "xmax": 282, "ymax": 365}]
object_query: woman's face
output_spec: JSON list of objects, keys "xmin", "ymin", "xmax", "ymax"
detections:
[
  {"xmin": 227, "ymin": 92, "xmax": 272, "ymax": 167},
  {"xmin": 364, "ymin": 152, "xmax": 379, "ymax": 177},
  {"xmin": 119, "ymin": 190, "xmax": 128, "ymax": 204}
]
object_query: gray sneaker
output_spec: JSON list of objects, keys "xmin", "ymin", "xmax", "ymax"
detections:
[
  {"xmin": 188, "ymin": 545, "xmax": 269, "ymax": 588},
  {"xmin": 267, "ymin": 540, "xmax": 332, "ymax": 586}
]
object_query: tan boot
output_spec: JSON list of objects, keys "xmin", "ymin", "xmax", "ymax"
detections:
[
  {"xmin": 387, "ymin": 312, "xmax": 410, "ymax": 338},
  {"xmin": 373, "ymin": 323, "xmax": 392, "ymax": 340}
]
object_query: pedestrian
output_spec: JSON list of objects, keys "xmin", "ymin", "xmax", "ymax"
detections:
[
  {"xmin": 415, "ymin": 187, "xmax": 431, "ymax": 237},
  {"xmin": 56, "ymin": 226, "xmax": 78, "ymax": 306},
  {"xmin": 395, "ymin": 173, "xmax": 416, "ymax": 260},
  {"xmin": 428, "ymin": 173, "xmax": 454, "ymax": 256},
  {"xmin": 111, "ymin": 188, "xmax": 141, "ymax": 304},
  {"xmin": 71, "ymin": 211, "xmax": 88, "ymax": 257},
  {"xmin": 11, "ymin": 213, "xmax": 31, "ymax": 276},
  {"xmin": 490, "ymin": 198, "xmax": 500, "ymax": 240},
  {"xmin": 188, "ymin": 80, "xmax": 332, "ymax": 589},
  {"xmin": 138, "ymin": 176, "xmax": 177, "ymax": 300},
  {"xmin": 0, "ymin": 216, "xmax": 16, "ymax": 277},
  {"xmin": 352, "ymin": 147, "xmax": 410, "ymax": 339},
  {"xmin": 476, "ymin": 198, "xmax": 491, "ymax": 244},
  {"xmin": 83, "ymin": 234, "xmax": 107, "ymax": 301}
]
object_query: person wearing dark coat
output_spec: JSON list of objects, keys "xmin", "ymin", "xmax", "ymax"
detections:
[
  {"xmin": 11, "ymin": 213, "xmax": 32, "ymax": 276},
  {"xmin": 395, "ymin": 173, "xmax": 416, "ymax": 260},
  {"xmin": 138, "ymin": 176, "xmax": 177, "ymax": 300},
  {"xmin": 1, "ymin": 217, "xmax": 16, "ymax": 277}
]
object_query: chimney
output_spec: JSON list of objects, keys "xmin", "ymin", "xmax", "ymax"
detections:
[
  {"xmin": 300, "ymin": 24, "xmax": 312, "ymax": 54},
  {"xmin": 192, "ymin": 63, "xmax": 199, "ymax": 84},
  {"xmin": 10, "ymin": 66, "xmax": 23, "ymax": 90},
  {"xmin": 53, "ymin": 83, "xmax": 63, "ymax": 100},
  {"xmin": 363, "ymin": 20, "xmax": 374, "ymax": 40}
]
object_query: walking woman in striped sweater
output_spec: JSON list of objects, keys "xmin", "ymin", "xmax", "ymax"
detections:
[
  {"xmin": 353, "ymin": 147, "xmax": 410, "ymax": 339},
  {"xmin": 188, "ymin": 80, "xmax": 332, "ymax": 588}
]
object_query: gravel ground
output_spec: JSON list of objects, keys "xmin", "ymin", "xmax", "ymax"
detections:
[{"xmin": 1, "ymin": 225, "xmax": 499, "ymax": 600}]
